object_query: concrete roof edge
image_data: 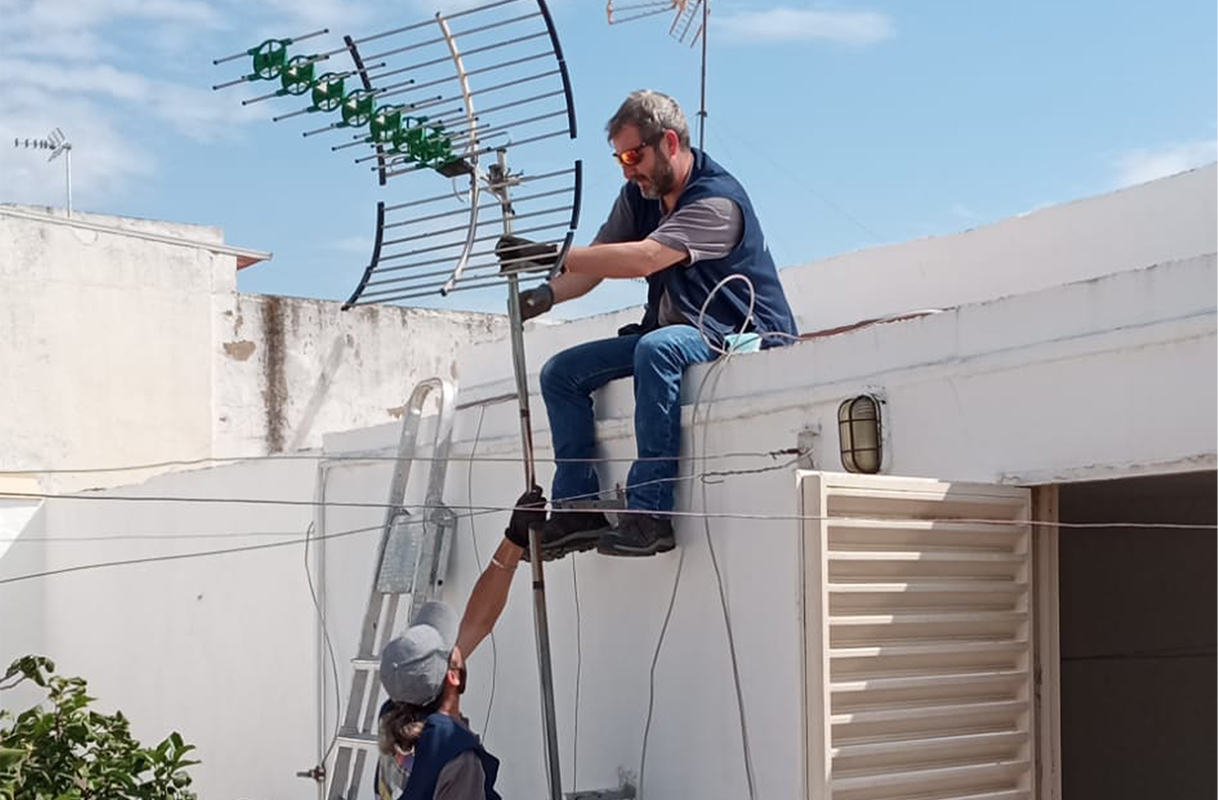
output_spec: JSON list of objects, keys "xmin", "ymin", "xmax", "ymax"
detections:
[{"xmin": 0, "ymin": 205, "xmax": 272, "ymax": 263}]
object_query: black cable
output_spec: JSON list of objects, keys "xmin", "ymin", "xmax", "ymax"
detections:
[
  {"xmin": 4, "ymin": 463, "xmax": 1213, "ymax": 585},
  {"xmin": 697, "ymin": 356, "xmax": 757, "ymax": 800},
  {"xmin": 0, "ymin": 457, "xmax": 807, "ymax": 515},
  {"xmin": 466, "ymin": 405, "xmax": 500, "ymax": 739},
  {"xmin": 303, "ymin": 522, "xmax": 342, "ymax": 769},
  {"xmin": 13, "ymin": 448, "xmax": 805, "ymax": 476},
  {"xmin": 0, "ymin": 509, "xmax": 506, "ymax": 585},
  {"xmin": 5, "ymin": 484, "xmax": 1207, "ymax": 529},
  {"xmin": 571, "ymin": 555, "xmax": 582, "ymax": 791},
  {"xmin": 638, "ymin": 546, "xmax": 686, "ymax": 800}
]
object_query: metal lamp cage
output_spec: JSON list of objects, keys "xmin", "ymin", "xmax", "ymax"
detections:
[{"xmin": 838, "ymin": 394, "xmax": 883, "ymax": 474}]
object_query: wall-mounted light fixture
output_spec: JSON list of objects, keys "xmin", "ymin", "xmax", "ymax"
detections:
[{"xmin": 838, "ymin": 395, "xmax": 882, "ymax": 474}]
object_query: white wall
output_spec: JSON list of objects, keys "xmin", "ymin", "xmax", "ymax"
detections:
[
  {"xmin": 314, "ymin": 249, "xmax": 1215, "ymax": 799},
  {"xmin": 0, "ymin": 499, "xmax": 47, "ymax": 713},
  {"xmin": 0, "ymin": 460, "xmax": 321, "ymax": 800},
  {"xmin": 781, "ymin": 163, "xmax": 1217, "ymax": 333},
  {"xmin": 0, "ymin": 206, "xmax": 509, "ymax": 493},
  {"xmin": 0, "ymin": 208, "xmax": 228, "ymax": 489},
  {"xmin": 458, "ymin": 164, "xmax": 1218, "ymax": 398},
  {"xmin": 1, "ymin": 167, "xmax": 1213, "ymax": 798}
]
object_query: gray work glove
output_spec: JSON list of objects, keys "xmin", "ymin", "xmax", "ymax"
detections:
[{"xmin": 496, "ymin": 235, "xmax": 558, "ymax": 271}]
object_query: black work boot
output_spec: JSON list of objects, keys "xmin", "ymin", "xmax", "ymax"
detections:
[
  {"xmin": 521, "ymin": 508, "xmax": 610, "ymax": 562},
  {"xmin": 596, "ymin": 513, "xmax": 676, "ymax": 557}
]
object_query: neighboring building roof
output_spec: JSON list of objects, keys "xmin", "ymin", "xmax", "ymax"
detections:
[{"xmin": 0, "ymin": 204, "xmax": 272, "ymax": 267}]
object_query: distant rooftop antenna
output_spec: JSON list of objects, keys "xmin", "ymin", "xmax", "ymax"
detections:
[
  {"xmin": 212, "ymin": 5, "xmax": 600, "ymax": 800},
  {"xmin": 606, "ymin": 0, "xmax": 709, "ymax": 149},
  {"xmin": 13, "ymin": 128, "xmax": 73, "ymax": 216}
]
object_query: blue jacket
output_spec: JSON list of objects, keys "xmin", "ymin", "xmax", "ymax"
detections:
[
  {"xmin": 377, "ymin": 706, "xmax": 501, "ymax": 800},
  {"xmin": 624, "ymin": 149, "xmax": 799, "ymax": 348}
]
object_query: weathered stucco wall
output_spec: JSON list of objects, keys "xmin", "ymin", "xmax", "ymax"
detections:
[
  {"xmin": 0, "ymin": 205, "xmax": 509, "ymax": 492},
  {"xmin": 212, "ymin": 294, "xmax": 507, "ymax": 457}
]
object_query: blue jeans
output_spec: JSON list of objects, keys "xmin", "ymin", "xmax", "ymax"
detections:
[{"xmin": 539, "ymin": 325, "xmax": 717, "ymax": 512}]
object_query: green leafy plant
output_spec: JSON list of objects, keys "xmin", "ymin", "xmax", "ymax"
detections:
[{"xmin": 0, "ymin": 656, "xmax": 199, "ymax": 800}]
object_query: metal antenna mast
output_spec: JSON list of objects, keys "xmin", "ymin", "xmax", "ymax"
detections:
[
  {"xmin": 212, "ymin": 3, "xmax": 618, "ymax": 799},
  {"xmin": 607, "ymin": 0, "xmax": 709, "ymax": 148},
  {"xmin": 13, "ymin": 128, "xmax": 73, "ymax": 216}
]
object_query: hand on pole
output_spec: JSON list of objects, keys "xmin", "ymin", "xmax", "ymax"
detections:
[
  {"xmin": 504, "ymin": 485, "xmax": 548, "ymax": 548},
  {"xmin": 496, "ymin": 234, "xmax": 559, "ymax": 271},
  {"xmin": 517, "ymin": 283, "xmax": 555, "ymax": 321}
]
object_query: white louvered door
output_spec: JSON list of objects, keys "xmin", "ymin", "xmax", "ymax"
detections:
[{"xmin": 801, "ymin": 472, "xmax": 1034, "ymax": 800}]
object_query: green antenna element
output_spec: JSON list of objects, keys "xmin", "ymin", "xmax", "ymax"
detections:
[
  {"xmin": 368, "ymin": 105, "xmax": 403, "ymax": 143},
  {"xmin": 281, "ymin": 56, "xmax": 315, "ymax": 95},
  {"xmin": 388, "ymin": 118, "xmax": 454, "ymax": 169},
  {"xmin": 210, "ymin": 28, "xmax": 326, "ymax": 91},
  {"xmin": 310, "ymin": 73, "xmax": 345, "ymax": 112},
  {"xmin": 250, "ymin": 39, "xmax": 290, "ymax": 80},
  {"xmin": 340, "ymin": 90, "xmax": 375, "ymax": 128}
]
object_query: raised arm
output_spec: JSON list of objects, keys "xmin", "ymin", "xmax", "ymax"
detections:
[
  {"xmin": 455, "ymin": 538, "xmax": 524, "ymax": 657},
  {"xmin": 454, "ymin": 486, "xmax": 546, "ymax": 657}
]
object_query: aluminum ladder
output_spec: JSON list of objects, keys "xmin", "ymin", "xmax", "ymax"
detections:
[{"xmin": 326, "ymin": 377, "xmax": 458, "ymax": 800}]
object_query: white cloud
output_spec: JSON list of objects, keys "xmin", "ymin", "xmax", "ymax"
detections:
[
  {"xmin": 325, "ymin": 235, "xmax": 374, "ymax": 255},
  {"xmin": 1113, "ymin": 139, "xmax": 1218, "ymax": 187},
  {"xmin": 0, "ymin": 0, "xmax": 342, "ymax": 208},
  {"xmin": 236, "ymin": 0, "xmax": 372, "ymax": 33},
  {"xmin": 714, "ymin": 7, "xmax": 895, "ymax": 45}
]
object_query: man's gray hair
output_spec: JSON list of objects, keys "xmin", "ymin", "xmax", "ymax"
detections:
[{"xmin": 606, "ymin": 90, "xmax": 691, "ymax": 150}]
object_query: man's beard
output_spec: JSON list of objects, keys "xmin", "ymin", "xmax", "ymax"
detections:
[{"xmin": 636, "ymin": 149, "xmax": 676, "ymax": 199}]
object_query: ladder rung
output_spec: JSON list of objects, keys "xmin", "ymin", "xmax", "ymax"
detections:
[
  {"xmin": 351, "ymin": 658, "xmax": 380, "ymax": 670},
  {"xmin": 336, "ymin": 729, "xmax": 380, "ymax": 749}
]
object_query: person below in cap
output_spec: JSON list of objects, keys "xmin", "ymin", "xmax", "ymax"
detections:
[
  {"xmin": 495, "ymin": 89, "xmax": 799, "ymax": 558},
  {"xmin": 375, "ymin": 490, "xmax": 545, "ymax": 799}
]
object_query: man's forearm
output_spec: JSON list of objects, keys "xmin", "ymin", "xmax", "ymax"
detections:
[
  {"xmin": 564, "ymin": 240, "xmax": 684, "ymax": 279},
  {"xmin": 550, "ymin": 269, "xmax": 601, "ymax": 303},
  {"xmin": 455, "ymin": 539, "xmax": 524, "ymax": 657}
]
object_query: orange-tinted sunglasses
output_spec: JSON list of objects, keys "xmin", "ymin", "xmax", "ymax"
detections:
[{"xmin": 612, "ymin": 133, "xmax": 663, "ymax": 167}]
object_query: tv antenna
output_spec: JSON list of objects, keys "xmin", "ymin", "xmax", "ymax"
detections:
[
  {"xmin": 213, "ymin": 3, "xmax": 605, "ymax": 800},
  {"xmin": 13, "ymin": 128, "xmax": 73, "ymax": 216},
  {"xmin": 607, "ymin": 0, "xmax": 709, "ymax": 149}
]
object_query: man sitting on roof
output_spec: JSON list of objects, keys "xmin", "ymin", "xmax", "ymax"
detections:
[{"xmin": 496, "ymin": 90, "xmax": 799, "ymax": 558}]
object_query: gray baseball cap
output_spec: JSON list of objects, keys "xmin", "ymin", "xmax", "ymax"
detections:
[{"xmin": 379, "ymin": 601, "xmax": 459, "ymax": 705}]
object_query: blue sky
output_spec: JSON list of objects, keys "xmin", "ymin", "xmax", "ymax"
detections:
[{"xmin": 2, "ymin": 0, "xmax": 1214, "ymax": 318}]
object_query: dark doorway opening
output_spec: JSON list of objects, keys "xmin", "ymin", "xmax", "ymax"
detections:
[{"xmin": 1059, "ymin": 470, "xmax": 1216, "ymax": 800}]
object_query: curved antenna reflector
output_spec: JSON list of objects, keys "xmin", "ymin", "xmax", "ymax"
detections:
[{"xmin": 436, "ymin": 12, "xmax": 481, "ymax": 296}]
